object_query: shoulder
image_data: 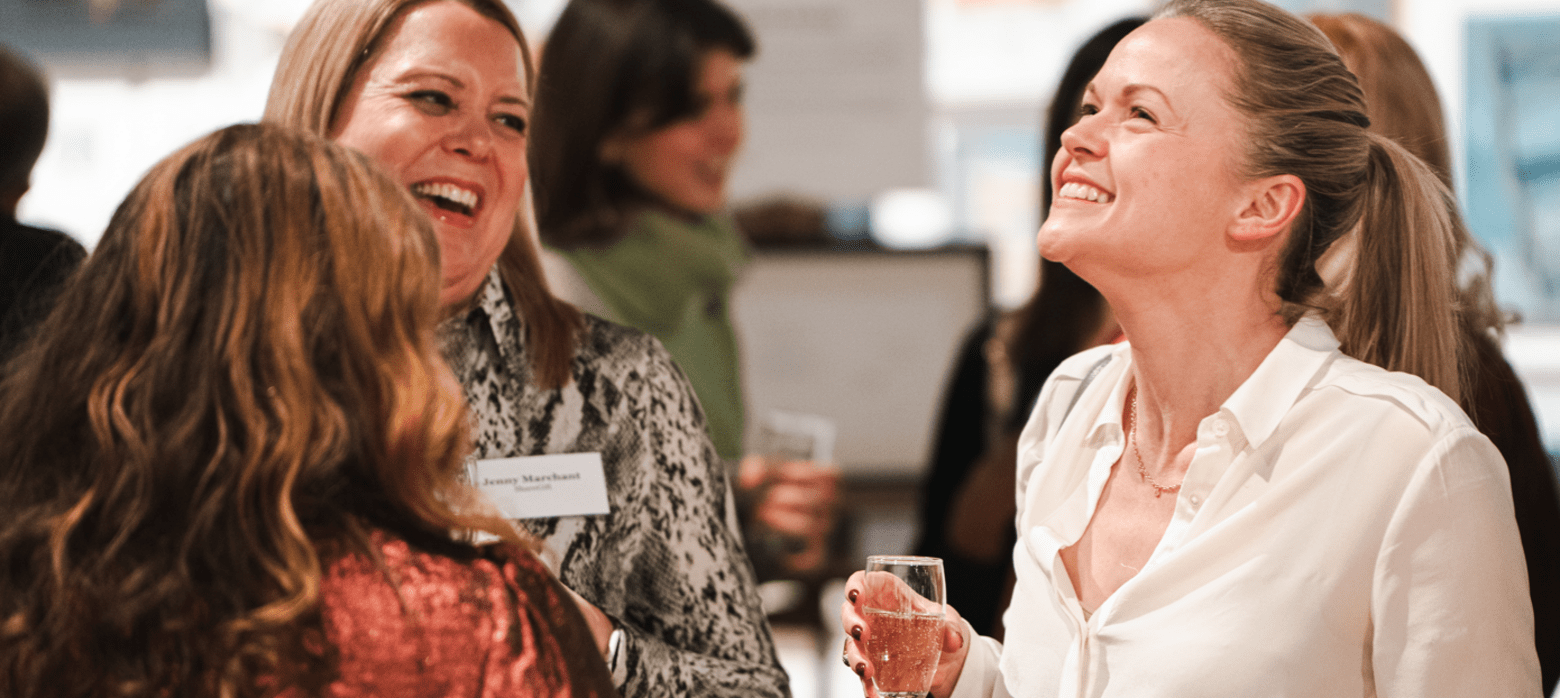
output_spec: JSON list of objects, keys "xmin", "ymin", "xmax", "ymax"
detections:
[
  {"xmin": 0, "ymin": 221, "xmax": 85, "ymax": 272},
  {"xmin": 1311, "ymin": 353, "xmax": 1476, "ymax": 439},
  {"xmin": 541, "ymin": 246, "xmax": 616, "ymax": 320},
  {"xmin": 1036, "ymin": 343, "xmax": 1126, "ymax": 411},
  {"xmin": 573, "ymin": 313, "xmax": 688, "ymax": 387},
  {"xmin": 1016, "ymin": 343, "xmax": 1127, "ymax": 461},
  {"xmin": 317, "ymin": 532, "xmax": 616, "ymax": 696},
  {"xmin": 319, "ymin": 532, "xmax": 499, "ymax": 610}
]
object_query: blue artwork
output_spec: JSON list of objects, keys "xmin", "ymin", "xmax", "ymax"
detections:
[
  {"xmin": 1465, "ymin": 16, "xmax": 1560, "ymax": 323},
  {"xmin": 1268, "ymin": 0, "xmax": 1391, "ymax": 23}
]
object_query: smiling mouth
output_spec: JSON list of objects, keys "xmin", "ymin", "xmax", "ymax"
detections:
[
  {"xmin": 412, "ymin": 182, "xmax": 480, "ymax": 217},
  {"xmin": 1058, "ymin": 181, "xmax": 1114, "ymax": 204}
]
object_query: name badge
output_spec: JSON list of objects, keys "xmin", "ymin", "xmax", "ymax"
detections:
[{"xmin": 472, "ymin": 453, "xmax": 611, "ymax": 519}]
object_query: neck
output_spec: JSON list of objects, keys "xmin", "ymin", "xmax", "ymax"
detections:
[{"xmin": 1108, "ymin": 269, "xmax": 1290, "ymax": 457}]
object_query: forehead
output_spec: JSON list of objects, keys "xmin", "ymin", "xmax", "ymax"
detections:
[
  {"xmin": 368, "ymin": 1, "xmax": 526, "ymax": 88},
  {"xmin": 1094, "ymin": 17, "xmax": 1239, "ymax": 106}
]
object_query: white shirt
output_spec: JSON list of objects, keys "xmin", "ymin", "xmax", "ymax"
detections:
[{"xmin": 951, "ymin": 315, "xmax": 1540, "ymax": 698}]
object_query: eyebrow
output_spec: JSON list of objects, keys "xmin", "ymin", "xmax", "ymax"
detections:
[
  {"xmin": 396, "ymin": 70, "xmax": 531, "ymax": 108},
  {"xmin": 1121, "ymin": 84, "xmax": 1168, "ymax": 102}
]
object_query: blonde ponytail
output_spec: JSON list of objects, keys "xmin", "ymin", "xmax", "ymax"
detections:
[
  {"xmin": 1161, "ymin": 0, "xmax": 1470, "ymax": 404},
  {"xmin": 1330, "ymin": 133, "xmax": 1463, "ymax": 403}
]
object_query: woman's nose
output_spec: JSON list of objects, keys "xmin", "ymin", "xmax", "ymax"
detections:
[
  {"xmin": 445, "ymin": 114, "xmax": 494, "ymax": 160},
  {"xmin": 1059, "ymin": 116, "xmax": 1105, "ymax": 160},
  {"xmin": 706, "ymin": 102, "xmax": 744, "ymax": 155}
]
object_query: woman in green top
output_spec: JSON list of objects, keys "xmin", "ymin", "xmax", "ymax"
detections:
[{"xmin": 531, "ymin": 0, "xmax": 837, "ymax": 577}]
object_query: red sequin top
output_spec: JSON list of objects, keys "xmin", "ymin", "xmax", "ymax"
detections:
[{"xmin": 287, "ymin": 531, "xmax": 618, "ymax": 698}]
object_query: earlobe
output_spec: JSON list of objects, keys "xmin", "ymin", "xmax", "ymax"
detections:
[{"xmin": 1230, "ymin": 174, "xmax": 1305, "ymax": 242}]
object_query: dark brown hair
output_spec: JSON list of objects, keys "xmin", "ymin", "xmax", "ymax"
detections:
[
  {"xmin": 263, "ymin": 0, "xmax": 582, "ymax": 389},
  {"xmin": 1160, "ymin": 0, "xmax": 1464, "ymax": 402},
  {"xmin": 1008, "ymin": 16, "xmax": 1145, "ymax": 414},
  {"xmin": 0, "ymin": 45, "xmax": 50, "ymax": 192},
  {"xmin": 0, "ymin": 123, "xmax": 525, "ymax": 698},
  {"xmin": 530, "ymin": 0, "xmax": 754, "ymax": 249}
]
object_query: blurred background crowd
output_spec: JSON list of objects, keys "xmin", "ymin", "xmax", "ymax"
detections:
[{"xmin": 2, "ymin": 0, "xmax": 1559, "ymax": 696}]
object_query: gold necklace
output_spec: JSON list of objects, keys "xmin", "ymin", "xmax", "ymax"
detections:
[{"xmin": 1129, "ymin": 388, "xmax": 1182, "ymax": 498}]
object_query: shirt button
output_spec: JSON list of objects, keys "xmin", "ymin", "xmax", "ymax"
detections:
[
  {"xmin": 1211, "ymin": 420, "xmax": 1229, "ymax": 437},
  {"xmin": 1189, "ymin": 495, "xmax": 1202, "ymax": 506}
]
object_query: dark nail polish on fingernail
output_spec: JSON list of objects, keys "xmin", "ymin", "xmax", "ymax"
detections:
[
  {"xmin": 847, "ymin": 590, "xmax": 858, "ymax": 603},
  {"xmin": 854, "ymin": 663, "xmax": 866, "ymax": 677},
  {"xmin": 851, "ymin": 626, "xmax": 863, "ymax": 640}
]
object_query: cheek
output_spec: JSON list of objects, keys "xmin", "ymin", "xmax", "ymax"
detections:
[{"xmin": 336, "ymin": 116, "xmax": 416, "ymax": 177}]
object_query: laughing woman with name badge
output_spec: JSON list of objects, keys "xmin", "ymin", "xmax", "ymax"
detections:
[{"xmin": 263, "ymin": 1, "xmax": 787, "ymax": 696}]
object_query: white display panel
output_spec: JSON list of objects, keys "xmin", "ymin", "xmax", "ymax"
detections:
[{"xmin": 732, "ymin": 248, "xmax": 988, "ymax": 477}]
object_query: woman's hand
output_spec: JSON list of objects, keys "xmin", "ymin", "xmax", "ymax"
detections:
[
  {"xmin": 840, "ymin": 570, "xmax": 971, "ymax": 698},
  {"xmin": 563, "ymin": 584, "xmax": 616, "ymax": 660},
  {"xmin": 738, "ymin": 455, "xmax": 841, "ymax": 574}
]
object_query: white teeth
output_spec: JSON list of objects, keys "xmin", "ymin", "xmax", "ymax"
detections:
[
  {"xmin": 412, "ymin": 182, "xmax": 480, "ymax": 210},
  {"xmin": 1059, "ymin": 181, "xmax": 1112, "ymax": 203}
]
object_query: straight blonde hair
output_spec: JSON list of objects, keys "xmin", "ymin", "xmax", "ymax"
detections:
[{"xmin": 264, "ymin": 0, "xmax": 583, "ymax": 390}]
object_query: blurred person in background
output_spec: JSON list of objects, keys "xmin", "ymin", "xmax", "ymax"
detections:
[
  {"xmin": 0, "ymin": 45, "xmax": 85, "ymax": 363},
  {"xmin": 843, "ymin": 0, "xmax": 1539, "ymax": 694},
  {"xmin": 0, "ymin": 124, "xmax": 616, "ymax": 698},
  {"xmin": 1311, "ymin": 13, "xmax": 1560, "ymax": 693},
  {"xmin": 915, "ymin": 17, "xmax": 1142, "ymax": 639},
  {"xmin": 263, "ymin": 1, "xmax": 787, "ymax": 695},
  {"xmin": 531, "ymin": 0, "xmax": 839, "ymax": 581}
]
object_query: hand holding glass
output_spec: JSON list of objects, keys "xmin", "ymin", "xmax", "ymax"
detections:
[{"xmin": 860, "ymin": 556, "xmax": 945, "ymax": 698}]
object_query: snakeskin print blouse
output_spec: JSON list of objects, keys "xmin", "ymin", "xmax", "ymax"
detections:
[
  {"xmin": 440, "ymin": 271, "xmax": 789, "ymax": 698},
  {"xmin": 299, "ymin": 530, "xmax": 618, "ymax": 698}
]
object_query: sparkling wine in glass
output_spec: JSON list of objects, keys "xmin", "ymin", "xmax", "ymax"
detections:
[{"xmin": 862, "ymin": 555, "xmax": 945, "ymax": 698}]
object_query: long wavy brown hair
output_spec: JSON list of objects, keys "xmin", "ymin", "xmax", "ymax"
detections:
[
  {"xmin": 0, "ymin": 124, "xmax": 525, "ymax": 698},
  {"xmin": 264, "ymin": 0, "xmax": 582, "ymax": 390}
]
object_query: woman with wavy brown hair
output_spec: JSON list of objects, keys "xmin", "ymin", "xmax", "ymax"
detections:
[
  {"xmin": 0, "ymin": 124, "xmax": 615, "ymax": 698},
  {"xmin": 263, "ymin": 1, "xmax": 785, "ymax": 695}
]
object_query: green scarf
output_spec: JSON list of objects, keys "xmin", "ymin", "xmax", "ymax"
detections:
[{"xmin": 554, "ymin": 210, "xmax": 750, "ymax": 459}]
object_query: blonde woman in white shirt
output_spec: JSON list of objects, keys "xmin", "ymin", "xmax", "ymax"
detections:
[{"xmin": 839, "ymin": 0, "xmax": 1542, "ymax": 696}]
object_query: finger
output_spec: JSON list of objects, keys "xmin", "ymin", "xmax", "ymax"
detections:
[
  {"xmin": 760, "ymin": 483, "xmax": 821, "ymax": 506},
  {"xmin": 839, "ymin": 573, "xmax": 871, "ymax": 639},
  {"xmin": 842, "ymin": 633, "xmax": 873, "ymax": 683},
  {"xmin": 736, "ymin": 454, "xmax": 769, "ymax": 490},
  {"xmin": 772, "ymin": 459, "xmax": 840, "ymax": 482},
  {"xmin": 754, "ymin": 510, "xmax": 820, "ymax": 537}
]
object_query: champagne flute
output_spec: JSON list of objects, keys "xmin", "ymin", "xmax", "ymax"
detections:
[{"xmin": 861, "ymin": 555, "xmax": 945, "ymax": 698}]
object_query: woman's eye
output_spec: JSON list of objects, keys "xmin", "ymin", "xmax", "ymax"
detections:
[
  {"xmin": 408, "ymin": 90, "xmax": 453, "ymax": 112},
  {"xmin": 1077, "ymin": 103, "xmax": 1100, "ymax": 119},
  {"xmin": 494, "ymin": 113, "xmax": 527, "ymax": 134},
  {"xmin": 1131, "ymin": 106, "xmax": 1157, "ymax": 123}
]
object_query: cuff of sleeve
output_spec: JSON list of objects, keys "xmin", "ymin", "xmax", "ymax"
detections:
[
  {"xmin": 947, "ymin": 619, "xmax": 1005, "ymax": 698},
  {"xmin": 607, "ymin": 625, "xmax": 628, "ymax": 688}
]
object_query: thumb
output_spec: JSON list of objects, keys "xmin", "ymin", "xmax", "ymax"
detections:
[{"xmin": 941, "ymin": 607, "xmax": 967, "ymax": 652}]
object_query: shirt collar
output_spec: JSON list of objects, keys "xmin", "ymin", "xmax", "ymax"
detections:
[
  {"xmin": 1075, "ymin": 315, "xmax": 1340, "ymax": 452},
  {"xmin": 1220, "ymin": 314, "xmax": 1340, "ymax": 450},
  {"xmin": 462, "ymin": 267, "xmax": 519, "ymax": 363}
]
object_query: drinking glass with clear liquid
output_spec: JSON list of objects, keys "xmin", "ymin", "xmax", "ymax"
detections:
[{"xmin": 861, "ymin": 555, "xmax": 945, "ymax": 698}]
